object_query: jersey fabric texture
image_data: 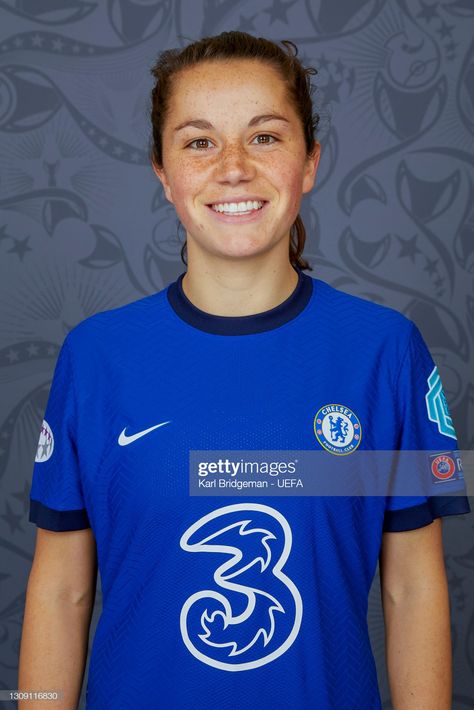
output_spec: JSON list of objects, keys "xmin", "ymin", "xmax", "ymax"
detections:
[{"xmin": 29, "ymin": 267, "xmax": 471, "ymax": 710}]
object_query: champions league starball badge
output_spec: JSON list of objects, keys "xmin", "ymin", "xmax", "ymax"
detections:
[
  {"xmin": 35, "ymin": 419, "xmax": 54, "ymax": 463},
  {"xmin": 314, "ymin": 404, "xmax": 362, "ymax": 455}
]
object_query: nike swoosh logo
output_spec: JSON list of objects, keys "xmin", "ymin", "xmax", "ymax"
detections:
[{"xmin": 118, "ymin": 421, "xmax": 171, "ymax": 446}]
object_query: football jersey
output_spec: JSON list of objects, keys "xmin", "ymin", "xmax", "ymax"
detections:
[{"xmin": 29, "ymin": 266, "xmax": 471, "ymax": 710}]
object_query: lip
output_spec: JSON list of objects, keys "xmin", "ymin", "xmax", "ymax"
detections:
[
  {"xmin": 206, "ymin": 196, "xmax": 268, "ymax": 205},
  {"xmin": 205, "ymin": 200, "xmax": 269, "ymax": 224}
]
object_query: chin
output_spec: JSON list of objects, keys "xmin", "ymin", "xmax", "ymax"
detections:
[{"xmin": 214, "ymin": 242, "xmax": 270, "ymax": 258}]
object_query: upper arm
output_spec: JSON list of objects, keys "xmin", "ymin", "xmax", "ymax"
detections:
[
  {"xmin": 379, "ymin": 518, "xmax": 448, "ymax": 604},
  {"xmin": 28, "ymin": 527, "xmax": 98, "ymax": 606}
]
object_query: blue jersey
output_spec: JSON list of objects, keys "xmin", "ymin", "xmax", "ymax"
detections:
[{"xmin": 29, "ymin": 267, "xmax": 471, "ymax": 709}]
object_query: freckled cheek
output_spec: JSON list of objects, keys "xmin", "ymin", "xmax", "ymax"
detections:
[
  {"xmin": 271, "ymin": 160, "xmax": 306, "ymax": 213},
  {"xmin": 170, "ymin": 169, "xmax": 204, "ymax": 216},
  {"xmin": 288, "ymin": 179, "xmax": 303, "ymax": 213},
  {"xmin": 167, "ymin": 172, "xmax": 210, "ymax": 234}
]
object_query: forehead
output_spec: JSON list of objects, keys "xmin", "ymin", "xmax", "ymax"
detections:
[{"xmin": 167, "ymin": 59, "xmax": 291, "ymax": 115}]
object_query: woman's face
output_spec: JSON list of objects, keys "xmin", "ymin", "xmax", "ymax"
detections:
[{"xmin": 153, "ymin": 59, "xmax": 320, "ymax": 262}]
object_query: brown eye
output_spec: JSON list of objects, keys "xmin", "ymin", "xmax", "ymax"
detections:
[
  {"xmin": 254, "ymin": 134, "xmax": 278, "ymax": 144},
  {"xmin": 187, "ymin": 138, "xmax": 213, "ymax": 150}
]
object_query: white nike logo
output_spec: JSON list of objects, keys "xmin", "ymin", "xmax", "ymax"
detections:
[{"xmin": 118, "ymin": 421, "xmax": 171, "ymax": 446}]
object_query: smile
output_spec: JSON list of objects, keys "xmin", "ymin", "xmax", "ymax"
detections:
[
  {"xmin": 206, "ymin": 200, "xmax": 268, "ymax": 223},
  {"xmin": 210, "ymin": 200, "xmax": 265, "ymax": 215}
]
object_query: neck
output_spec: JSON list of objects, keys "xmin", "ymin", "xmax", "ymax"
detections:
[{"xmin": 181, "ymin": 262, "xmax": 300, "ymax": 317}]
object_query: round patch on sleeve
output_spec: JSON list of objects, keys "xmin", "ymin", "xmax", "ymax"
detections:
[{"xmin": 35, "ymin": 419, "xmax": 54, "ymax": 463}]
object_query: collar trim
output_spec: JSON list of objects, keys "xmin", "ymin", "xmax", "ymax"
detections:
[{"xmin": 167, "ymin": 267, "xmax": 313, "ymax": 335}]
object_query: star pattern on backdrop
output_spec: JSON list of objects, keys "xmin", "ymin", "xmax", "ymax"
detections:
[
  {"xmin": 0, "ymin": 342, "xmax": 59, "ymax": 368},
  {"xmin": 11, "ymin": 481, "xmax": 32, "ymax": 513},
  {"xmin": 318, "ymin": 53, "xmax": 330, "ymax": 71},
  {"xmin": 1, "ymin": 31, "xmax": 97, "ymax": 55},
  {"xmin": 396, "ymin": 234, "xmax": 422, "ymax": 262},
  {"xmin": 237, "ymin": 13, "xmax": 258, "ymax": 32},
  {"xmin": 7, "ymin": 236, "xmax": 32, "ymax": 262},
  {"xmin": 437, "ymin": 20, "xmax": 454, "ymax": 39},
  {"xmin": 423, "ymin": 257, "xmax": 439, "ymax": 276},
  {"xmin": 1, "ymin": 500, "xmax": 24, "ymax": 535},
  {"xmin": 416, "ymin": 0, "xmax": 439, "ymax": 23},
  {"xmin": 413, "ymin": 1, "xmax": 458, "ymax": 60},
  {"xmin": 0, "ymin": 225, "xmax": 10, "ymax": 243},
  {"xmin": 262, "ymin": 0, "xmax": 298, "ymax": 25}
]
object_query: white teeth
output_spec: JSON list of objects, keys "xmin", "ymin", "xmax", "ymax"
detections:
[{"xmin": 211, "ymin": 200, "xmax": 264, "ymax": 213}]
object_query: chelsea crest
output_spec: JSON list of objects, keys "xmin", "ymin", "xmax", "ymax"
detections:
[{"xmin": 314, "ymin": 404, "xmax": 362, "ymax": 455}]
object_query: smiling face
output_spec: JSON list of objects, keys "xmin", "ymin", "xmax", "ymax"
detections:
[{"xmin": 152, "ymin": 58, "xmax": 320, "ymax": 263}]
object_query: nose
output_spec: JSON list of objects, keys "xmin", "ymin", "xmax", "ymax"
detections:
[{"xmin": 214, "ymin": 143, "xmax": 256, "ymax": 185}]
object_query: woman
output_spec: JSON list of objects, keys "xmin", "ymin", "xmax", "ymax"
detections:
[{"xmin": 20, "ymin": 31, "xmax": 470, "ymax": 709}]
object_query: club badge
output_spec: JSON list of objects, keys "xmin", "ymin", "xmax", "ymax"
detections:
[{"xmin": 314, "ymin": 404, "xmax": 362, "ymax": 455}]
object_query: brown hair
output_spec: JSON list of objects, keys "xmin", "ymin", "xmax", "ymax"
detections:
[{"xmin": 149, "ymin": 31, "xmax": 320, "ymax": 272}]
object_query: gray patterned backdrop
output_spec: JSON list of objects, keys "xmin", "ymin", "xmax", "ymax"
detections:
[{"xmin": 0, "ymin": 0, "xmax": 473, "ymax": 707}]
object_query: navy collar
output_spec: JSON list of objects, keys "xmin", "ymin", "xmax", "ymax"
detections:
[{"xmin": 166, "ymin": 267, "xmax": 313, "ymax": 335}]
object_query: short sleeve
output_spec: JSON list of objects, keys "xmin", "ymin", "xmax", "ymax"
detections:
[
  {"xmin": 28, "ymin": 334, "xmax": 91, "ymax": 531},
  {"xmin": 383, "ymin": 322, "xmax": 471, "ymax": 532}
]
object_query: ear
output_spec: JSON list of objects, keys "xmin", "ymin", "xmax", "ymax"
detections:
[
  {"xmin": 302, "ymin": 141, "xmax": 321, "ymax": 195},
  {"xmin": 151, "ymin": 158, "xmax": 174, "ymax": 204}
]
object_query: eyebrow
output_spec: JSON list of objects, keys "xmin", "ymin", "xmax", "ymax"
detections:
[{"xmin": 173, "ymin": 113, "xmax": 291, "ymax": 132}]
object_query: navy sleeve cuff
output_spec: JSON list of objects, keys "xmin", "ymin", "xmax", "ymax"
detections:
[
  {"xmin": 383, "ymin": 495, "xmax": 471, "ymax": 532},
  {"xmin": 29, "ymin": 498, "xmax": 91, "ymax": 531}
]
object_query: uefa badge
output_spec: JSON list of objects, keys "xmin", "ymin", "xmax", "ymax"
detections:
[
  {"xmin": 35, "ymin": 419, "xmax": 54, "ymax": 463},
  {"xmin": 428, "ymin": 451, "xmax": 463, "ymax": 483},
  {"xmin": 314, "ymin": 404, "xmax": 362, "ymax": 455}
]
